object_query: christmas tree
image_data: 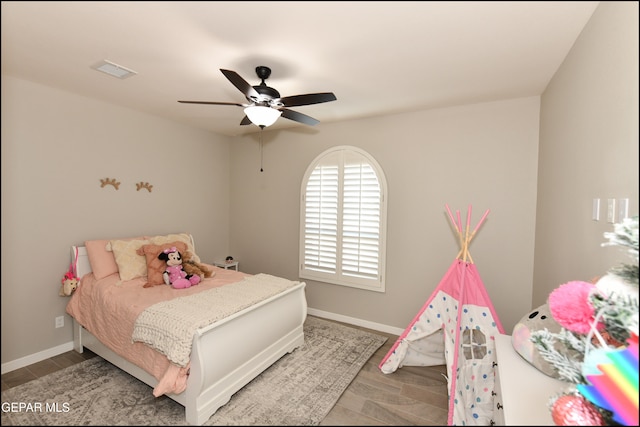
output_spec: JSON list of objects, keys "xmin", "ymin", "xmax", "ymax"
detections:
[{"xmin": 530, "ymin": 216, "xmax": 639, "ymax": 426}]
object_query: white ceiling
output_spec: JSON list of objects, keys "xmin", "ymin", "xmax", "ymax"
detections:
[{"xmin": 1, "ymin": 1, "xmax": 599, "ymax": 137}]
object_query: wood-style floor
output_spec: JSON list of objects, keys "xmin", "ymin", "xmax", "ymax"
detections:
[{"xmin": 1, "ymin": 317, "xmax": 449, "ymax": 426}]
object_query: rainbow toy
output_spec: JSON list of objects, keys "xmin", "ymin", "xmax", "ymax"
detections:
[{"xmin": 577, "ymin": 332, "xmax": 639, "ymax": 426}]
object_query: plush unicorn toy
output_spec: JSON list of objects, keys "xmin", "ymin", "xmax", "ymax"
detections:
[{"xmin": 59, "ymin": 270, "xmax": 78, "ymax": 296}]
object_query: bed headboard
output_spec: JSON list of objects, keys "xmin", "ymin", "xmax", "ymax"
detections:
[{"xmin": 72, "ymin": 246, "xmax": 92, "ymax": 278}]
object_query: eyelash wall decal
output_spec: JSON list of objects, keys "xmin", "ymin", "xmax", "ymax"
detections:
[
  {"xmin": 100, "ymin": 177, "xmax": 120, "ymax": 190},
  {"xmin": 136, "ymin": 182, "xmax": 153, "ymax": 192}
]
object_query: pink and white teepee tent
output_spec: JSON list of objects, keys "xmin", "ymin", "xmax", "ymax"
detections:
[{"xmin": 379, "ymin": 205, "xmax": 505, "ymax": 425}]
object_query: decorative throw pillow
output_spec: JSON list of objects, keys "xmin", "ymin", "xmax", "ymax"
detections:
[
  {"xmin": 137, "ymin": 241, "xmax": 188, "ymax": 288},
  {"xmin": 108, "ymin": 238, "xmax": 151, "ymax": 281},
  {"xmin": 149, "ymin": 233, "xmax": 201, "ymax": 263},
  {"xmin": 511, "ymin": 303, "xmax": 572, "ymax": 379}
]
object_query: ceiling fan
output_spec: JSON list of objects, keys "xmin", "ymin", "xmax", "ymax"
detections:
[{"xmin": 178, "ymin": 66, "xmax": 337, "ymax": 128}]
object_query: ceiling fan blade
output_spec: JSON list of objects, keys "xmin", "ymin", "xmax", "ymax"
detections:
[
  {"xmin": 240, "ymin": 116, "xmax": 252, "ymax": 126},
  {"xmin": 178, "ymin": 100, "xmax": 246, "ymax": 107},
  {"xmin": 280, "ymin": 108, "xmax": 320, "ymax": 126},
  {"xmin": 277, "ymin": 92, "xmax": 336, "ymax": 108},
  {"xmin": 220, "ymin": 69, "xmax": 260, "ymax": 100}
]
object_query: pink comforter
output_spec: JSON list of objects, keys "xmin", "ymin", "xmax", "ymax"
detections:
[{"xmin": 66, "ymin": 266, "xmax": 248, "ymax": 397}]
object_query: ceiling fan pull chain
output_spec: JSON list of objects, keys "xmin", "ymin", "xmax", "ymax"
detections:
[{"xmin": 260, "ymin": 128, "xmax": 264, "ymax": 172}]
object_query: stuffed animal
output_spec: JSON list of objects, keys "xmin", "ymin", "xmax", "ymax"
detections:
[
  {"xmin": 59, "ymin": 277, "xmax": 78, "ymax": 296},
  {"xmin": 158, "ymin": 247, "xmax": 201, "ymax": 289},
  {"xmin": 511, "ymin": 303, "xmax": 566, "ymax": 378},
  {"xmin": 59, "ymin": 269, "xmax": 79, "ymax": 296},
  {"xmin": 181, "ymin": 250, "xmax": 215, "ymax": 280}
]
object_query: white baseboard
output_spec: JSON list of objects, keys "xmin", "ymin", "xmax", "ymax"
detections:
[
  {"xmin": 2, "ymin": 341, "xmax": 74, "ymax": 375},
  {"xmin": 307, "ymin": 308, "xmax": 404, "ymax": 336},
  {"xmin": 2, "ymin": 309, "xmax": 403, "ymax": 375}
]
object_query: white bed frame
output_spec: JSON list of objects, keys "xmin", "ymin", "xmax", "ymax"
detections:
[{"xmin": 70, "ymin": 246, "xmax": 307, "ymax": 425}]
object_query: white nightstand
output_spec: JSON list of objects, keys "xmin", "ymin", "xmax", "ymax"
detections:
[
  {"xmin": 213, "ymin": 260, "xmax": 239, "ymax": 271},
  {"xmin": 493, "ymin": 334, "xmax": 568, "ymax": 425}
]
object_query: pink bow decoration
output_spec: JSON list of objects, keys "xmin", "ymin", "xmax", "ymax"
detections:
[
  {"xmin": 61, "ymin": 265, "xmax": 78, "ymax": 284},
  {"xmin": 60, "ymin": 246, "xmax": 80, "ymax": 287},
  {"xmin": 163, "ymin": 246, "xmax": 177, "ymax": 254},
  {"xmin": 62, "ymin": 270, "xmax": 77, "ymax": 283}
]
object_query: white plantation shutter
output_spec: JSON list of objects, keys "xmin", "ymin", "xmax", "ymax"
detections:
[
  {"xmin": 300, "ymin": 146, "xmax": 387, "ymax": 292},
  {"xmin": 342, "ymin": 157, "xmax": 381, "ymax": 280},
  {"xmin": 304, "ymin": 162, "xmax": 338, "ymax": 274}
]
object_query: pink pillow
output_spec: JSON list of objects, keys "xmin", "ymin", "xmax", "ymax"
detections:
[
  {"xmin": 85, "ymin": 239, "xmax": 118, "ymax": 280},
  {"xmin": 85, "ymin": 236, "xmax": 147, "ymax": 280}
]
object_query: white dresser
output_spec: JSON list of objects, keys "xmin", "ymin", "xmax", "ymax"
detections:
[{"xmin": 493, "ymin": 334, "xmax": 569, "ymax": 425}]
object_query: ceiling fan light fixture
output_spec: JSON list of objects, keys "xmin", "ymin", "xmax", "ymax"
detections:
[
  {"xmin": 179, "ymin": 67, "xmax": 336, "ymax": 127},
  {"xmin": 244, "ymin": 106, "xmax": 282, "ymax": 127}
]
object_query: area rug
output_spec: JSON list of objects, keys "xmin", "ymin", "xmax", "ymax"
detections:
[{"xmin": 1, "ymin": 316, "xmax": 386, "ymax": 426}]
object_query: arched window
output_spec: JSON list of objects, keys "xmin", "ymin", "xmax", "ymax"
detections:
[{"xmin": 299, "ymin": 146, "xmax": 387, "ymax": 292}]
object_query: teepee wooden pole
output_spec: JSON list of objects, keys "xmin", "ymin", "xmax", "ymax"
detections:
[
  {"xmin": 464, "ymin": 205, "xmax": 473, "ymax": 262},
  {"xmin": 447, "ymin": 205, "xmax": 489, "ymax": 263},
  {"xmin": 456, "ymin": 210, "xmax": 465, "ymax": 259},
  {"xmin": 445, "ymin": 204, "xmax": 458, "ymax": 232},
  {"xmin": 462, "ymin": 206, "xmax": 472, "ymax": 262},
  {"xmin": 450, "ymin": 205, "xmax": 490, "ymax": 264},
  {"xmin": 464, "ymin": 208, "xmax": 489, "ymax": 263},
  {"xmin": 473, "ymin": 209, "xmax": 490, "ymax": 235},
  {"xmin": 446, "ymin": 204, "xmax": 467, "ymax": 259},
  {"xmin": 466, "ymin": 209, "xmax": 489, "ymax": 255}
]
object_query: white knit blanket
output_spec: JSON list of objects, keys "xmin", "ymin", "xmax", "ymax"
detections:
[{"xmin": 132, "ymin": 273, "xmax": 300, "ymax": 367}]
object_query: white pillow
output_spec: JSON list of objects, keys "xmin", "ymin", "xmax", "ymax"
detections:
[
  {"xmin": 107, "ymin": 238, "xmax": 151, "ymax": 281},
  {"xmin": 149, "ymin": 233, "xmax": 201, "ymax": 263}
]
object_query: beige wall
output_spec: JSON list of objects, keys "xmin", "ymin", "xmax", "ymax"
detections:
[
  {"xmin": 1, "ymin": 76, "xmax": 232, "ymax": 365},
  {"xmin": 228, "ymin": 96, "xmax": 541, "ymax": 335},
  {"xmin": 533, "ymin": 1, "xmax": 639, "ymax": 306}
]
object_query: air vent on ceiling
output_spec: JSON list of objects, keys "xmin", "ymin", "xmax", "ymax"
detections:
[{"xmin": 91, "ymin": 60, "xmax": 137, "ymax": 79}]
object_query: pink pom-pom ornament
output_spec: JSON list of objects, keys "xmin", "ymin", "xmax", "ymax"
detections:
[{"xmin": 548, "ymin": 281, "xmax": 600, "ymax": 334}]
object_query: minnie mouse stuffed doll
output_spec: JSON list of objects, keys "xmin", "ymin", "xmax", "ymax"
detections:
[{"xmin": 158, "ymin": 246, "xmax": 201, "ymax": 289}]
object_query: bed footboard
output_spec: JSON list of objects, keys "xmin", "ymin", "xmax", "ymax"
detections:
[
  {"xmin": 184, "ymin": 282, "xmax": 307, "ymax": 425},
  {"xmin": 73, "ymin": 282, "xmax": 307, "ymax": 426}
]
